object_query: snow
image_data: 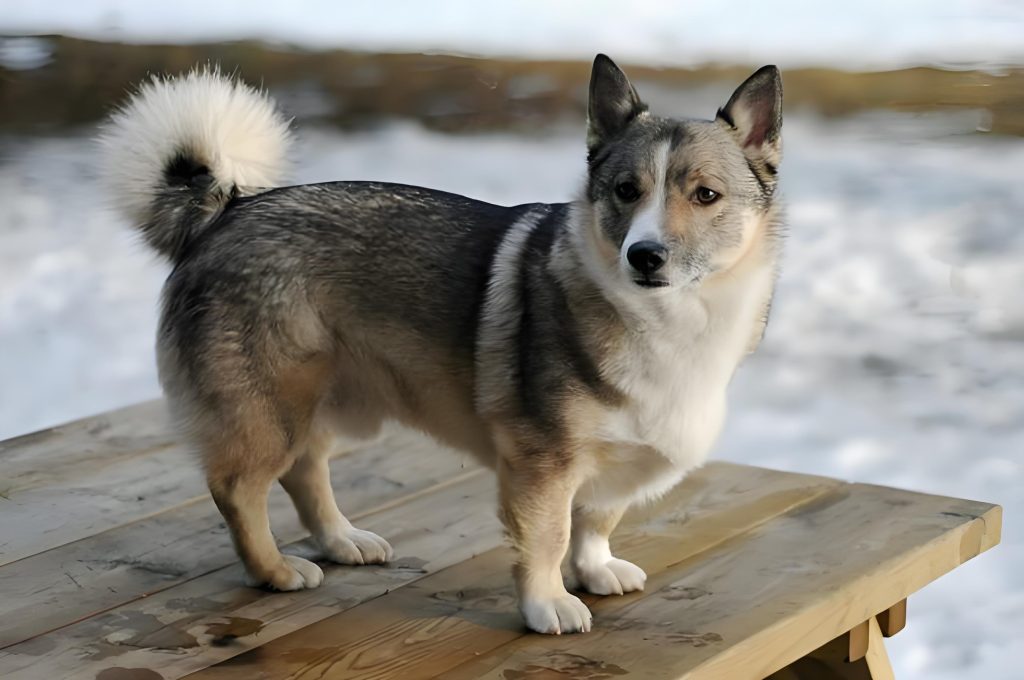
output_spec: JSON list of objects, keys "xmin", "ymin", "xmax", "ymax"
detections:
[
  {"xmin": 3, "ymin": 0, "xmax": 1024, "ymax": 70},
  {"xmin": 3, "ymin": 0, "xmax": 1020, "ymax": 670},
  {"xmin": 1, "ymin": 104, "xmax": 1020, "ymax": 675}
]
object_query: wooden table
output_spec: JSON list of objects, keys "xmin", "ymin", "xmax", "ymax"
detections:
[{"xmin": 0, "ymin": 401, "xmax": 1001, "ymax": 679}]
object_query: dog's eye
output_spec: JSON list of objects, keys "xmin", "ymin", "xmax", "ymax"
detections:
[
  {"xmin": 614, "ymin": 181, "xmax": 641, "ymax": 203},
  {"xmin": 695, "ymin": 187, "xmax": 720, "ymax": 205}
]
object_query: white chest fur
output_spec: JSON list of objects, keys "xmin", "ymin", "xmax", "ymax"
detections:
[{"xmin": 588, "ymin": 259, "xmax": 775, "ymax": 503}]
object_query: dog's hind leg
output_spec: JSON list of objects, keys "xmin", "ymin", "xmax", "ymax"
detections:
[
  {"xmin": 195, "ymin": 352, "xmax": 336, "ymax": 591},
  {"xmin": 279, "ymin": 426, "xmax": 393, "ymax": 565},
  {"xmin": 205, "ymin": 421, "xmax": 325, "ymax": 591}
]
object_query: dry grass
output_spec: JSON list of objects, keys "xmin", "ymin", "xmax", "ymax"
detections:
[{"xmin": 2, "ymin": 36, "xmax": 1023, "ymax": 135}]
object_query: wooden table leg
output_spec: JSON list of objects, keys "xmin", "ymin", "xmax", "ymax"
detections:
[
  {"xmin": 876, "ymin": 599, "xmax": 907, "ymax": 638},
  {"xmin": 849, "ymin": 619, "xmax": 870, "ymax": 662},
  {"xmin": 766, "ymin": 616, "xmax": 895, "ymax": 680},
  {"xmin": 862, "ymin": 616, "xmax": 896, "ymax": 680}
]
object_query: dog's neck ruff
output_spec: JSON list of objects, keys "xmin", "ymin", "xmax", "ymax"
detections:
[{"xmin": 564, "ymin": 201, "xmax": 777, "ymax": 469}]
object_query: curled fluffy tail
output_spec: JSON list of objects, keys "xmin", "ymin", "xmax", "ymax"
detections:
[{"xmin": 99, "ymin": 68, "xmax": 291, "ymax": 262}]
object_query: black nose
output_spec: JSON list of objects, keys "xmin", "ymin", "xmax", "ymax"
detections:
[{"xmin": 626, "ymin": 240, "xmax": 668, "ymax": 276}]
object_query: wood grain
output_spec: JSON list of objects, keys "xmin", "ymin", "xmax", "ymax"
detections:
[
  {"xmin": 0, "ymin": 403, "xmax": 1002, "ymax": 680},
  {"xmin": 184, "ymin": 463, "xmax": 841, "ymax": 680},
  {"xmin": 288, "ymin": 480, "xmax": 997, "ymax": 680},
  {"xmin": 0, "ymin": 469, "xmax": 501, "ymax": 680},
  {"xmin": 0, "ymin": 428, "xmax": 477, "ymax": 648},
  {"xmin": 0, "ymin": 401, "xmax": 207, "ymax": 565},
  {"xmin": 440, "ymin": 484, "xmax": 998, "ymax": 680},
  {"xmin": 0, "ymin": 401, "xmax": 169, "ymax": 478}
]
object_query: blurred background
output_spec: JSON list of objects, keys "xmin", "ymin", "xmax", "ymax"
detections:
[{"xmin": 1, "ymin": 1, "xmax": 1021, "ymax": 677}]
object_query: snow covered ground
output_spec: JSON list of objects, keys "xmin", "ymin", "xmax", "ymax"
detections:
[
  {"xmin": 4, "ymin": 0, "xmax": 1024, "ymax": 70},
  {"xmin": 1, "ymin": 102, "xmax": 1020, "ymax": 676}
]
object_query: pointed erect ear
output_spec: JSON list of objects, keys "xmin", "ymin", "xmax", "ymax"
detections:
[
  {"xmin": 587, "ymin": 54, "xmax": 647, "ymax": 153},
  {"xmin": 717, "ymin": 65, "xmax": 783, "ymax": 165}
]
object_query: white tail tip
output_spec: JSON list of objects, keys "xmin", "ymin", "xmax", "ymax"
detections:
[{"xmin": 99, "ymin": 67, "xmax": 292, "ymax": 227}]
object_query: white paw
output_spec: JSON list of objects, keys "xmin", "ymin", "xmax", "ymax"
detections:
[
  {"xmin": 260, "ymin": 554, "xmax": 324, "ymax": 591},
  {"xmin": 520, "ymin": 592, "xmax": 593, "ymax": 634},
  {"xmin": 575, "ymin": 557, "xmax": 647, "ymax": 596},
  {"xmin": 320, "ymin": 527, "xmax": 394, "ymax": 565}
]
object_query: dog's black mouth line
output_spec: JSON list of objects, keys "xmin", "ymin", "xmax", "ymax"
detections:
[{"xmin": 633, "ymin": 278, "xmax": 670, "ymax": 288}]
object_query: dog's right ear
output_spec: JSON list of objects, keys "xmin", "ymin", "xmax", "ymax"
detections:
[{"xmin": 587, "ymin": 54, "xmax": 647, "ymax": 155}]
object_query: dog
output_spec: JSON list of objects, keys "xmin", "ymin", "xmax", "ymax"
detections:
[{"xmin": 99, "ymin": 55, "xmax": 783, "ymax": 634}]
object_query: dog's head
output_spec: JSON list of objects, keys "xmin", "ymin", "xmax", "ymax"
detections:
[{"xmin": 582, "ymin": 55, "xmax": 782, "ymax": 291}]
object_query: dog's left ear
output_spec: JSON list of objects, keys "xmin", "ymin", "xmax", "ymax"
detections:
[
  {"xmin": 717, "ymin": 65, "xmax": 782, "ymax": 166},
  {"xmin": 587, "ymin": 54, "xmax": 647, "ymax": 155}
]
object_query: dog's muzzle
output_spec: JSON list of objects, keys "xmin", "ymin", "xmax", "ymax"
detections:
[{"xmin": 626, "ymin": 240, "xmax": 669, "ymax": 288}]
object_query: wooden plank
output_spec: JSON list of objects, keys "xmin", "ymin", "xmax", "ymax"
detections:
[
  {"xmin": 0, "ymin": 445, "xmax": 203, "ymax": 567},
  {"xmin": 0, "ymin": 401, "xmax": 170, "ymax": 478},
  {"xmin": 0, "ymin": 401, "xmax": 203, "ymax": 566},
  {"xmin": 188, "ymin": 548, "xmax": 523, "ymax": 680},
  {"xmin": 682, "ymin": 489, "xmax": 1000, "ymax": 680},
  {"xmin": 434, "ymin": 483, "xmax": 999, "ymax": 680},
  {"xmin": 0, "ymin": 427, "xmax": 476, "ymax": 648},
  {"xmin": 183, "ymin": 463, "xmax": 842, "ymax": 680},
  {"xmin": 0, "ymin": 468, "xmax": 502, "ymax": 680},
  {"xmin": 0, "ymin": 398, "xmax": 447, "ymax": 570}
]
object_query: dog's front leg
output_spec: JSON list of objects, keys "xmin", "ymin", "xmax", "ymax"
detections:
[
  {"xmin": 497, "ymin": 451, "xmax": 592, "ymax": 634},
  {"xmin": 570, "ymin": 504, "xmax": 647, "ymax": 595}
]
